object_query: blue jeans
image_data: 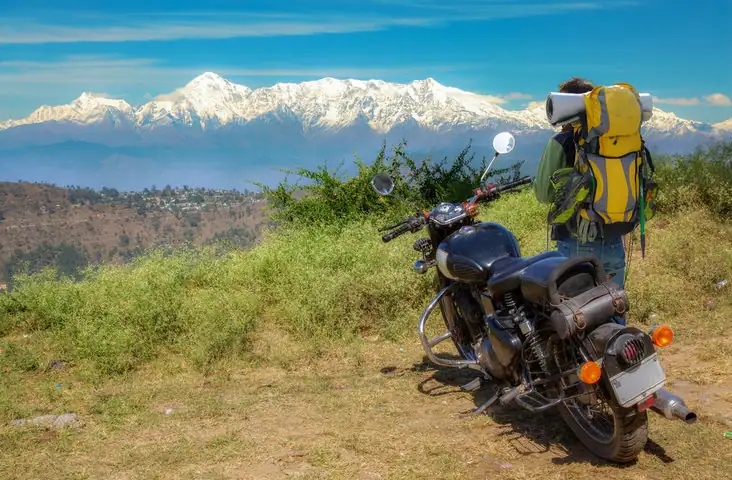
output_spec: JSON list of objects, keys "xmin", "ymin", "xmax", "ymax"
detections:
[{"xmin": 556, "ymin": 235, "xmax": 627, "ymax": 325}]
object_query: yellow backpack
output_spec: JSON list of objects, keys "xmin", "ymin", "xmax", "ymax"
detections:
[{"xmin": 548, "ymin": 83, "xmax": 657, "ymax": 254}]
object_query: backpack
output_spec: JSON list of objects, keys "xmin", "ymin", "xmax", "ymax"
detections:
[{"xmin": 547, "ymin": 83, "xmax": 658, "ymax": 256}]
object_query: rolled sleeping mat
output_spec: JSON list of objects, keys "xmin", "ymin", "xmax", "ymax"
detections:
[{"xmin": 546, "ymin": 92, "xmax": 654, "ymax": 126}]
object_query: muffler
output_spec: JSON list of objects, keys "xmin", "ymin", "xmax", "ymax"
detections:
[{"xmin": 650, "ymin": 388, "xmax": 697, "ymax": 424}]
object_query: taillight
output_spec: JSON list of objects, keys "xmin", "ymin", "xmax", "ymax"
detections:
[{"xmin": 618, "ymin": 336, "xmax": 645, "ymax": 368}]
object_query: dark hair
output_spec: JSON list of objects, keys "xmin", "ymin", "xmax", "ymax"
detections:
[{"xmin": 559, "ymin": 77, "xmax": 594, "ymax": 94}]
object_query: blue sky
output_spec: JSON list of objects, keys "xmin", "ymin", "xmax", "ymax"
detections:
[{"xmin": 1, "ymin": 0, "xmax": 730, "ymax": 123}]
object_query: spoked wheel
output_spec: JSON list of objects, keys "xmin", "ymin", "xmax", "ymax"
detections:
[{"xmin": 553, "ymin": 337, "xmax": 648, "ymax": 463}]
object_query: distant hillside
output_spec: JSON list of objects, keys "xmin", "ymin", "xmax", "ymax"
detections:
[{"xmin": 0, "ymin": 181, "xmax": 269, "ymax": 284}]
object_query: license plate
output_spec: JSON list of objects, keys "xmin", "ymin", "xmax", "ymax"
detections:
[{"xmin": 607, "ymin": 353, "xmax": 666, "ymax": 408}]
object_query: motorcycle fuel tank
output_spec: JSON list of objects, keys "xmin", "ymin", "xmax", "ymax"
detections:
[{"xmin": 435, "ymin": 222, "xmax": 521, "ymax": 284}]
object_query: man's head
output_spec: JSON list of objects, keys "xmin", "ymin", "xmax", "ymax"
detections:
[{"xmin": 559, "ymin": 77, "xmax": 594, "ymax": 94}]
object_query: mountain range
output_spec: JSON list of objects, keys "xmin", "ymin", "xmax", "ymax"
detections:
[{"xmin": 1, "ymin": 72, "xmax": 730, "ymax": 191}]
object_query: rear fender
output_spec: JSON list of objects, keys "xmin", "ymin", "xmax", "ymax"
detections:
[
  {"xmin": 582, "ymin": 323, "xmax": 625, "ymax": 360},
  {"xmin": 590, "ymin": 326, "xmax": 665, "ymax": 409}
]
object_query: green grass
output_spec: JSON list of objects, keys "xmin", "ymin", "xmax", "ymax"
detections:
[
  {"xmin": 2, "ymin": 188, "xmax": 729, "ymax": 383},
  {"xmin": 0, "ymin": 184, "xmax": 550, "ymax": 380}
]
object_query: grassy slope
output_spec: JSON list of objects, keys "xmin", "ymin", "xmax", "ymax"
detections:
[{"xmin": 1, "ymin": 188, "xmax": 731, "ymax": 479}]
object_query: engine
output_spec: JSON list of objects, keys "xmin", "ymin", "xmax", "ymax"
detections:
[{"xmin": 475, "ymin": 311, "xmax": 523, "ymax": 381}]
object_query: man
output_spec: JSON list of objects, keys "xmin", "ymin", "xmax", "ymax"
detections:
[{"xmin": 534, "ymin": 77, "xmax": 628, "ymax": 303}]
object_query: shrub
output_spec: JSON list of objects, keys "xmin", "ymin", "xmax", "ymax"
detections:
[
  {"xmin": 653, "ymin": 140, "xmax": 732, "ymax": 217},
  {"xmin": 255, "ymin": 140, "xmax": 524, "ymax": 229}
]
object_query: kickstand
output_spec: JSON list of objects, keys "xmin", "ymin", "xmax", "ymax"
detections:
[{"xmin": 472, "ymin": 390, "xmax": 501, "ymax": 416}]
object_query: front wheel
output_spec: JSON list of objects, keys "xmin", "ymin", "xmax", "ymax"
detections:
[
  {"xmin": 434, "ymin": 276, "xmax": 477, "ymax": 362},
  {"xmin": 557, "ymin": 398, "xmax": 648, "ymax": 463}
]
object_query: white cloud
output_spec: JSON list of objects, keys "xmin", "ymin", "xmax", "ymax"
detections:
[
  {"xmin": 475, "ymin": 92, "xmax": 533, "ymax": 104},
  {"xmin": 0, "ymin": 55, "xmax": 463, "ymax": 100},
  {"xmin": 652, "ymin": 96, "xmax": 701, "ymax": 106},
  {"xmin": 503, "ymin": 92, "xmax": 533, "ymax": 101},
  {"xmin": 0, "ymin": 4, "xmax": 619, "ymax": 44},
  {"xmin": 475, "ymin": 94, "xmax": 509, "ymax": 104},
  {"xmin": 653, "ymin": 94, "xmax": 732, "ymax": 107},
  {"xmin": 703, "ymin": 93, "xmax": 732, "ymax": 107}
]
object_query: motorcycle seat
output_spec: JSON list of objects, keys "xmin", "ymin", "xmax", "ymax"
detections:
[{"xmin": 486, "ymin": 250, "xmax": 565, "ymax": 295}]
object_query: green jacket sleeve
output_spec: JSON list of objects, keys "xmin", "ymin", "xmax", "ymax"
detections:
[{"xmin": 534, "ymin": 138, "xmax": 567, "ymax": 204}]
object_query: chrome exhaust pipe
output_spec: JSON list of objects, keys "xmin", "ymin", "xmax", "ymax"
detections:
[{"xmin": 650, "ymin": 388, "xmax": 697, "ymax": 424}]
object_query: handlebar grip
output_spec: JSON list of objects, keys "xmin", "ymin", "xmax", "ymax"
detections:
[
  {"xmin": 382, "ymin": 222, "xmax": 412, "ymax": 242},
  {"xmin": 496, "ymin": 176, "xmax": 532, "ymax": 192}
]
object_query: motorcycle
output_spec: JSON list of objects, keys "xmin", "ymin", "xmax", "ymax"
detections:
[{"xmin": 370, "ymin": 132, "xmax": 696, "ymax": 463}]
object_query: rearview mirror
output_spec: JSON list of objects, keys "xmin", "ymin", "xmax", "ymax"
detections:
[
  {"xmin": 371, "ymin": 173, "xmax": 395, "ymax": 196},
  {"xmin": 480, "ymin": 131, "xmax": 517, "ymax": 185},
  {"xmin": 492, "ymin": 131, "xmax": 515, "ymax": 155}
]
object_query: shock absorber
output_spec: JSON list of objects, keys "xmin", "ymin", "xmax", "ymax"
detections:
[
  {"xmin": 519, "ymin": 316, "xmax": 550, "ymax": 375},
  {"xmin": 503, "ymin": 292, "xmax": 517, "ymax": 311}
]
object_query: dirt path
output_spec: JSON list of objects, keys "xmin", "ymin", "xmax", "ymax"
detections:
[{"xmin": 2, "ymin": 340, "xmax": 731, "ymax": 480}]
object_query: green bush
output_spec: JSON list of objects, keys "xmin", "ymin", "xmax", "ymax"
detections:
[
  {"xmin": 653, "ymin": 140, "xmax": 732, "ymax": 217},
  {"xmin": 255, "ymin": 140, "xmax": 523, "ymax": 229}
]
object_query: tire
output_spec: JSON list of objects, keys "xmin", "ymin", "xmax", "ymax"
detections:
[
  {"xmin": 557, "ymin": 395, "xmax": 648, "ymax": 463},
  {"xmin": 433, "ymin": 275, "xmax": 476, "ymax": 362},
  {"xmin": 550, "ymin": 333, "xmax": 648, "ymax": 463}
]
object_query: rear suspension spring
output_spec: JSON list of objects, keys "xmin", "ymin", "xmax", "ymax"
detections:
[{"xmin": 527, "ymin": 329, "xmax": 550, "ymax": 375}]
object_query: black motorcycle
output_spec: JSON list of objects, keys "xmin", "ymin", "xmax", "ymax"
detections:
[{"xmin": 370, "ymin": 132, "xmax": 696, "ymax": 463}]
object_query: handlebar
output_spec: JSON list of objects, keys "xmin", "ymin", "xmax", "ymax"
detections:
[
  {"xmin": 468, "ymin": 175, "xmax": 533, "ymax": 205},
  {"xmin": 380, "ymin": 176, "xmax": 533, "ymax": 242},
  {"xmin": 494, "ymin": 175, "xmax": 532, "ymax": 193},
  {"xmin": 382, "ymin": 215, "xmax": 426, "ymax": 242}
]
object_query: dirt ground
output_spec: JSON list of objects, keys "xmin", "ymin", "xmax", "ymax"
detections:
[{"xmin": 2, "ymin": 335, "xmax": 730, "ymax": 480}]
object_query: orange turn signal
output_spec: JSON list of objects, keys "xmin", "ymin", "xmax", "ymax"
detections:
[
  {"xmin": 650, "ymin": 325, "xmax": 674, "ymax": 348},
  {"xmin": 578, "ymin": 361, "xmax": 602, "ymax": 384}
]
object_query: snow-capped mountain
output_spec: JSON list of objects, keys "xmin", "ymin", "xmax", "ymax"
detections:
[
  {"xmin": 1, "ymin": 73, "xmax": 551, "ymax": 133},
  {"xmin": 0, "ymin": 72, "xmax": 729, "ymax": 191},
  {"xmin": 713, "ymin": 118, "xmax": 732, "ymax": 131},
  {"xmin": 3, "ymin": 72, "xmax": 728, "ymax": 136}
]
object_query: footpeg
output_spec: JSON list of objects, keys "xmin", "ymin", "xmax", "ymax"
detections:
[{"xmin": 499, "ymin": 385, "xmax": 524, "ymax": 405}]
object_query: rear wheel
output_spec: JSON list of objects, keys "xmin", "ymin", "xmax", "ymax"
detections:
[
  {"xmin": 552, "ymin": 337, "xmax": 648, "ymax": 463},
  {"xmin": 557, "ymin": 394, "xmax": 648, "ymax": 463}
]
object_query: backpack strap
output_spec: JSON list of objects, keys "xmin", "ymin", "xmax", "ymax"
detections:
[{"xmin": 642, "ymin": 141, "xmax": 655, "ymax": 174}]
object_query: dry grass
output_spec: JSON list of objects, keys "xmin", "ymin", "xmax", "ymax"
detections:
[{"xmin": 1, "ymin": 337, "xmax": 730, "ymax": 480}]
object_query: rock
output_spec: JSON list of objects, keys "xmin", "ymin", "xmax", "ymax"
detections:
[
  {"xmin": 10, "ymin": 413, "xmax": 83, "ymax": 429},
  {"xmin": 10, "ymin": 415, "xmax": 57, "ymax": 427},
  {"xmin": 52, "ymin": 413, "xmax": 83, "ymax": 428},
  {"xmin": 703, "ymin": 300, "xmax": 717, "ymax": 311},
  {"xmin": 164, "ymin": 408, "xmax": 174, "ymax": 416}
]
